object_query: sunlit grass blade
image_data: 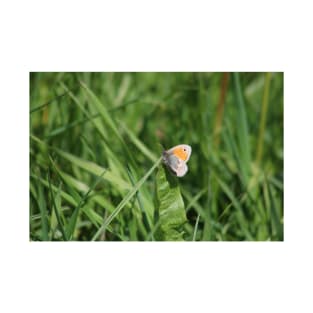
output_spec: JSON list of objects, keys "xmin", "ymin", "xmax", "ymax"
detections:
[
  {"xmin": 192, "ymin": 213, "xmax": 201, "ymax": 241},
  {"xmin": 183, "ymin": 189, "xmax": 211, "ymax": 240},
  {"xmin": 126, "ymin": 165, "xmax": 152, "ymax": 234},
  {"xmin": 55, "ymin": 149, "xmax": 131, "ymax": 190},
  {"xmin": 92, "ymin": 157, "xmax": 162, "ymax": 241}
]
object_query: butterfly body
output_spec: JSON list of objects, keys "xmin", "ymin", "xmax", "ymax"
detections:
[{"xmin": 162, "ymin": 144, "xmax": 192, "ymax": 177}]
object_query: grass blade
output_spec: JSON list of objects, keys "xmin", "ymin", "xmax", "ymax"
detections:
[
  {"xmin": 56, "ymin": 149, "xmax": 131, "ymax": 190},
  {"xmin": 47, "ymin": 171, "xmax": 67, "ymax": 240},
  {"xmin": 37, "ymin": 183, "xmax": 49, "ymax": 240},
  {"xmin": 31, "ymin": 174, "xmax": 104, "ymax": 228},
  {"xmin": 215, "ymin": 176, "xmax": 253, "ymax": 240},
  {"xmin": 192, "ymin": 213, "xmax": 201, "ymax": 241},
  {"xmin": 233, "ymin": 72, "xmax": 251, "ymax": 183},
  {"xmin": 256, "ymin": 72, "xmax": 272, "ymax": 166},
  {"xmin": 268, "ymin": 180, "xmax": 283, "ymax": 240},
  {"xmin": 31, "ymin": 133, "xmax": 131, "ymax": 193},
  {"xmin": 214, "ymin": 72, "xmax": 229, "ymax": 148},
  {"xmin": 126, "ymin": 166, "xmax": 152, "ymax": 234},
  {"xmin": 92, "ymin": 157, "xmax": 162, "ymax": 241},
  {"xmin": 121, "ymin": 122, "xmax": 158, "ymax": 163},
  {"xmin": 66, "ymin": 169, "xmax": 107, "ymax": 240}
]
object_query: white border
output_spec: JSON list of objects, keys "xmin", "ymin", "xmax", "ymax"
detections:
[{"xmin": 1, "ymin": 1, "xmax": 313, "ymax": 312}]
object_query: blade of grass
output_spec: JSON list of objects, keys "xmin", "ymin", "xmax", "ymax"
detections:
[
  {"xmin": 31, "ymin": 134, "xmax": 132, "ymax": 191},
  {"xmin": 31, "ymin": 174, "xmax": 104, "ymax": 227},
  {"xmin": 121, "ymin": 122, "xmax": 158, "ymax": 163},
  {"xmin": 185, "ymin": 188, "xmax": 207, "ymax": 212},
  {"xmin": 192, "ymin": 213, "xmax": 201, "ymax": 241},
  {"xmin": 214, "ymin": 72, "xmax": 229, "ymax": 148},
  {"xmin": 55, "ymin": 148, "xmax": 131, "ymax": 190},
  {"xmin": 49, "ymin": 155, "xmax": 107, "ymax": 239},
  {"xmin": 37, "ymin": 183, "xmax": 49, "ymax": 240},
  {"xmin": 30, "ymin": 90, "xmax": 72, "ymax": 114},
  {"xmin": 79, "ymin": 80, "xmax": 139, "ymax": 172},
  {"xmin": 268, "ymin": 179, "xmax": 283, "ymax": 240},
  {"xmin": 66, "ymin": 169, "xmax": 107, "ymax": 240},
  {"xmin": 59, "ymin": 83, "xmax": 139, "ymax": 186},
  {"xmin": 183, "ymin": 190, "xmax": 211, "ymax": 240},
  {"xmin": 233, "ymin": 72, "xmax": 251, "ymax": 183},
  {"xmin": 47, "ymin": 171, "xmax": 67, "ymax": 240},
  {"xmin": 215, "ymin": 176, "xmax": 253, "ymax": 240},
  {"xmin": 256, "ymin": 72, "xmax": 272, "ymax": 167},
  {"xmin": 92, "ymin": 157, "xmax": 162, "ymax": 241},
  {"xmin": 126, "ymin": 165, "xmax": 152, "ymax": 234},
  {"xmin": 37, "ymin": 162, "xmax": 116, "ymax": 215},
  {"xmin": 79, "ymin": 81, "xmax": 155, "ymax": 215}
]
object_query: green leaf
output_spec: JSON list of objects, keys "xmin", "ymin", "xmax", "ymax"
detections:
[{"xmin": 155, "ymin": 165, "xmax": 187, "ymax": 241}]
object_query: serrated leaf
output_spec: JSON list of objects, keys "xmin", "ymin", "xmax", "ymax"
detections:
[{"xmin": 155, "ymin": 165, "xmax": 187, "ymax": 241}]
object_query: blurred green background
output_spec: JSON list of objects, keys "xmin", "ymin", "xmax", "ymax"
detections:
[{"xmin": 30, "ymin": 72, "xmax": 283, "ymax": 241}]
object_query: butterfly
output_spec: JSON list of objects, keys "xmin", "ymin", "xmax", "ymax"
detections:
[{"xmin": 162, "ymin": 144, "xmax": 192, "ymax": 177}]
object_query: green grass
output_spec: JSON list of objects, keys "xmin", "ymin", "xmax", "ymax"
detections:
[{"xmin": 30, "ymin": 72, "xmax": 284, "ymax": 241}]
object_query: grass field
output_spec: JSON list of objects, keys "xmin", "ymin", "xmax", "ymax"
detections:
[{"xmin": 30, "ymin": 72, "xmax": 283, "ymax": 241}]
